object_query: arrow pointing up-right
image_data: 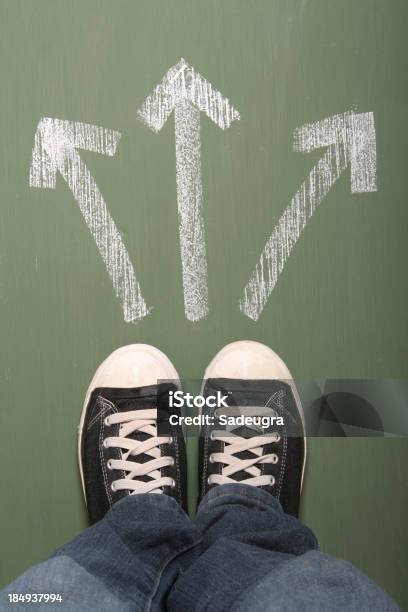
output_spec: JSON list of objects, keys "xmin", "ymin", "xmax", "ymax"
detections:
[
  {"xmin": 293, "ymin": 111, "xmax": 377, "ymax": 194},
  {"xmin": 240, "ymin": 111, "xmax": 377, "ymax": 322}
]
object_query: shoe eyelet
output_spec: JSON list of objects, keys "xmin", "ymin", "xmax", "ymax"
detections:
[
  {"xmin": 111, "ymin": 481, "xmax": 117, "ymax": 492},
  {"xmin": 210, "ymin": 431, "xmax": 216, "ymax": 441},
  {"xmin": 167, "ymin": 436, "xmax": 173, "ymax": 444},
  {"xmin": 170, "ymin": 479, "xmax": 176, "ymax": 489},
  {"xmin": 271, "ymin": 454, "xmax": 279, "ymax": 464},
  {"xmin": 169, "ymin": 457, "xmax": 175, "ymax": 466},
  {"xmin": 107, "ymin": 459, "xmax": 113, "ymax": 470},
  {"xmin": 207, "ymin": 476, "xmax": 213, "ymax": 485},
  {"xmin": 104, "ymin": 416, "xmax": 111, "ymax": 426},
  {"xmin": 269, "ymin": 476, "xmax": 275, "ymax": 486},
  {"xmin": 209, "ymin": 454, "xmax": 215, "ymax": 463},
  {"xmin": 103, "ymin": 438, "xmax": 109, "ymax": 449},
  {"xmin": 273, "ymin": 432, "xmax": 280, "ymax": 443}
]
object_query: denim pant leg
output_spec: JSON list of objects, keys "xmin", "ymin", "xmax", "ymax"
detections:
[
  {"xmin": 166, "ymin": 483, "xmax": 399, "ymax": 612},
  {"xmin": 0, "ymin": 494, "xmax": 201, "ymax": 612}
]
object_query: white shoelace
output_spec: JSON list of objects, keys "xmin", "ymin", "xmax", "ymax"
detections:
[
  {"xmin": 103, "ymin": 409, "xmax": 175, "ymax": 494},
  {"xmin": 208, "ymin": 406, "xmax": 280, "ymax": 488}
]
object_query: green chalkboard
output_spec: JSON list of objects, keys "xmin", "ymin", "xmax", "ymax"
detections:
[{"xmin": 0, "ymin": 0, "xmax": 407, "ymax": 607}]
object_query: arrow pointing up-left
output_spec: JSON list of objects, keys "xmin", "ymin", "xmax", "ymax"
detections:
[{"xmin": 29, "ymin": 117, "xmax": 150, "ymax": 323}]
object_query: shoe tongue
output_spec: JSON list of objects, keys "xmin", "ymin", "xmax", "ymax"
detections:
[
  {"xmin": 233, "ymin": 425, "xmax": 258, "ymax": 438},
  {"xmin": 206, "ymin": 378, "xmax": 302, "ymax": 437},
  {"xmin": 115, "ymin": 396, "xmax": 153, "ymax": 412}
]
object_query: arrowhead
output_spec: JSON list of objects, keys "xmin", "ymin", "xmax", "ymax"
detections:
[
  {"xmin": 29, "ymin": 117, "xmax": 121, "ymax": 188},
  {"xmin": 137, "ymin": 58, "xmax": 240, "ymax": 133},
  {"xmin": 293, "ymin": 111, "xmax": 377, "ymax": 194}
]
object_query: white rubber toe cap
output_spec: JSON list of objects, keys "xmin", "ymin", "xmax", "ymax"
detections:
[
  {"xmin": 82, "ymin": 344, "xmax": 179, "ymax": 411},
  {"xmin": 204, "ymin": 340, "xmax": 293, "ymax": 380}
]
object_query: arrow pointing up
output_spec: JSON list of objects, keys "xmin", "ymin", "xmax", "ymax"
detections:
[
  {"xmin": 240, "ymin": 111, "xmax": 377, "ymax": 321},
  {"xmin": 29, "ymin": 117, "xmax": 150, "ymax": 324},
  {"xmin": 138, "ymin": 58, "xmax": 240, "ymax": 322}
]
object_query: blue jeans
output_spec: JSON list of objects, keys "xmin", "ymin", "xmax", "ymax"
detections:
[{"xmin": 1, "ymin": 484, "xmax": 399, "ymax": 611}]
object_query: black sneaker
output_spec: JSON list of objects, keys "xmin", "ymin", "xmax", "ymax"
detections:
[
  {"xmin": 78, "ymin": 344, "xmax": 187, "ymax": 524},
  {"xmin": 198, "ymin": 341, "xmax": 306, "ymax": 517}
]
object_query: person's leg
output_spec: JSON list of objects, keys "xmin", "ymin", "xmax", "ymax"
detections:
[
  {"xmin": 167, "ymin": 483, "xmax": 398, "ymax": 612},
  {"xmin": 2, "ymin": 494, "xmax": 200, "ymax": 612},
  {"xmin": 1, "ymin": 344, "xmax": 200, "ymax": 612},
  {"xmin": 166, "ymin": 341, "xmax": 400, "ymax": 612}
]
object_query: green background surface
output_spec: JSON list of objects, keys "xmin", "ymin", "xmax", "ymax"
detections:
[{"xmin": 0, "ymin": 0, "xmax": 407, "ymax": 607}]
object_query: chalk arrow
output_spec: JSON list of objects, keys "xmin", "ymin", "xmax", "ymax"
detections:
[
  {"xmin": 137, "ymin": 58, "xmax": 240, "ymax": 322},
  {"xmin": 29, "ymin": 117, "xmax": 150, "ymax": 323},
  {"xmin": 240, "ymin": 111, "xmax": 377, "ymax": 321}
]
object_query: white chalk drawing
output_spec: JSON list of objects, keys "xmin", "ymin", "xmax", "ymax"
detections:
[
  {"xmin": 29, "ymin": 117, "xmax": 150, "ymax": 323},
  {"xmin": 240, "ymin": 111, "xmax": 377, "ymax": 321},
  {"xmin": 137, "ymin": 58, "xmax": 240, "ymax": 322}
]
